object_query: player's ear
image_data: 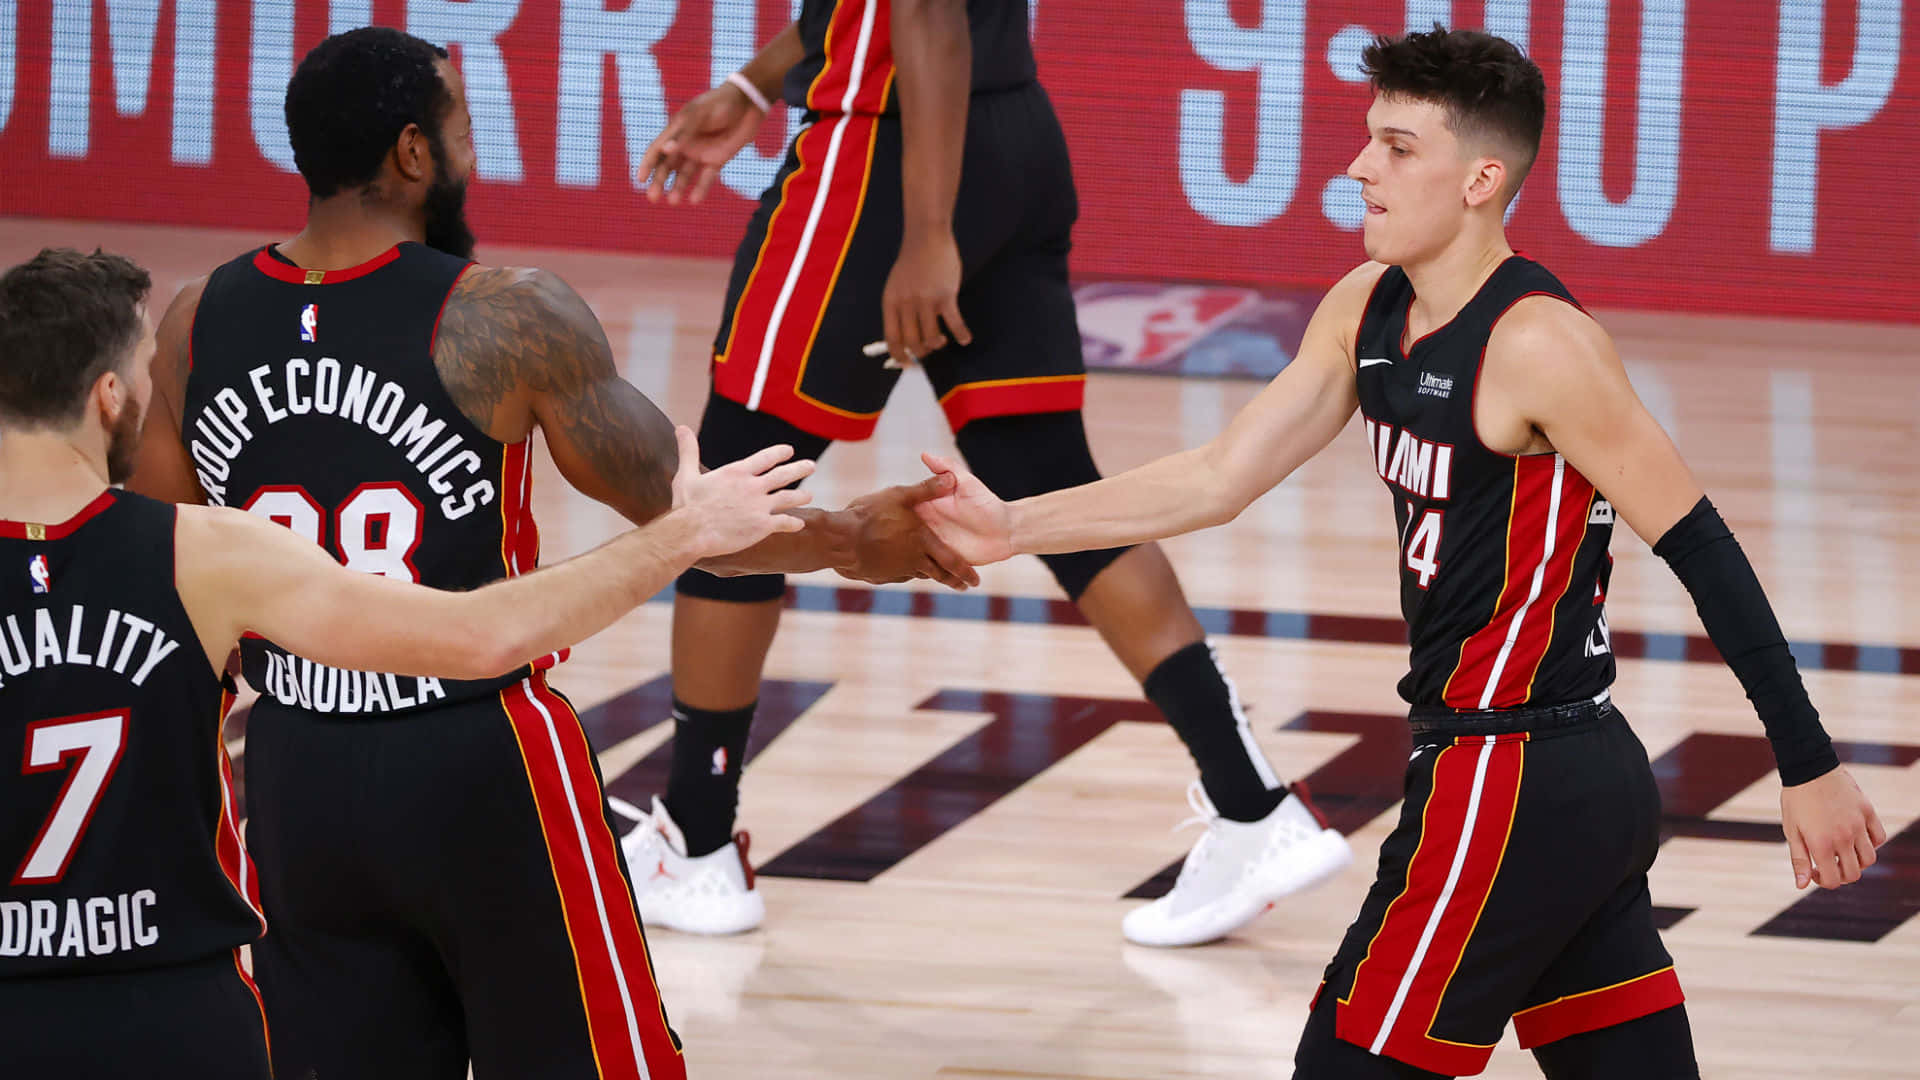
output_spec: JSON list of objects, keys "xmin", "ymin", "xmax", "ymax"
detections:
[
  {"xmin": 91, "ymin": 369, "xmax": 125, "ymax": 429},
  {"xmin": 393, "ymin": 123, "xmax": 431, "ymax": 185},
  {"xmin": 1464, "ymin": 157, "xmax": 1506, "ymax": 210}
]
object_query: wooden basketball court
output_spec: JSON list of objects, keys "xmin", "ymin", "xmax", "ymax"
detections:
[{"xmin": 5, "ymin": 219, "xmax": 1917, "ymax": 1079}]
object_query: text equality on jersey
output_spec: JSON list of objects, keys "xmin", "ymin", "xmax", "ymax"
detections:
[
  {"xmin": 0, "ymin": 604, "xmax": 181, "ymax": 690},
  {"xmin": 186, "ymin": 356, "xmax": 496, "ymax": 520}
]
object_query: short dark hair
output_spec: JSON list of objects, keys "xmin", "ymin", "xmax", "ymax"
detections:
[
  {"xmin": 1362, "ymin": 25, "xmax": 1546, "ymax": 196},
  {"xmin": 285, "ymin": 27, "xmax": 453, "ymax": 199},
  {"xmin": 0, "ymin": 249, "xmax": 152, "ymax": 426}
]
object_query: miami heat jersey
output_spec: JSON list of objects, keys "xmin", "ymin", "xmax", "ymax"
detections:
[
  {"xmin": 1355, "ymin": 256, "xmax": 1616, "ymax": 711},
  {"xmin": 785, "ymin": 0, "xmax": 1037, "ymax": 115},
  {"xmin": 0, "ymin": 491, "xmax": 264, "ymax": 977},
  {"xmin": 183, "ymin": 243, "xmax": 553, "ymax": 717}
]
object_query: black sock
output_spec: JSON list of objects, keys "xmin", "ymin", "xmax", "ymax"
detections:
[
  {"xmin": 662, "ymin": 698, "xmax": 754, "ymax": 857},
  {"xmin": 1143, "ymin": 641, "xmax": 1285, "ymax": 822}
]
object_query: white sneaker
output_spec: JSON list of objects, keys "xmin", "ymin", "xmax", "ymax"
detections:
[
  {"xmin": 614, "ymin": 796, "xmax": 766, "ymax": 935},
  {"xmin": 1122, "ymin": 781, "xmax": 1352, "ymax": 948}
]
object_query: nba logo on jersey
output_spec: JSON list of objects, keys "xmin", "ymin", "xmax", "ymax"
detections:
[
  {"xmin": 28, "ymin": 553, "xmax": 51, "ymax": 594},
  {"xmin": 711, "ymin": 747, "xmax": 728, "ymax": 776},
  {"xmin": 299, "ymin": 303, "xmax": 319, "ymax": 343}
]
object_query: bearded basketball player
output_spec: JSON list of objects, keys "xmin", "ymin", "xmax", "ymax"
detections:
[{"xmin": 126, "ymin": 26, "xmax": 970, "ymax": 1080}]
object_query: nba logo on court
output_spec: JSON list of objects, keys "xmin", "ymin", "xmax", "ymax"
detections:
[
  {"xmin": 27, "ymin": 553, "xmax": 51, "ymax": 595},
  {"xmin": 300, "ymin": 303, "xmax": 318, "ymax": 343}
]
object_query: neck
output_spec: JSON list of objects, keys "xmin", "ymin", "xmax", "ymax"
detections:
[
  {"xmin": 279, "ymin": 194, "xmax": 423, "ymax": 269},
  {"xmin": 0, "ymin": 428, "xmax": 111, "ymax": 524},
  {"xmin": 1400, "ymin": 223, "xmax": 1514, "ymax": 330}
]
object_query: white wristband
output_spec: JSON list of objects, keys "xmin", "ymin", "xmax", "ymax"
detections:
[{"xmin": 725, "ymin": 72, "xmax": 772, "ymax": 113}]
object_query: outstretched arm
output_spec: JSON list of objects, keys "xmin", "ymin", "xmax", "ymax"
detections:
[
  {"xmin": 434, "ymin": 266, "xmax": 973, "ymax": 587},
  {"xmin": 125, "ymin": 277, "xmax": 210, "ymax": 505},
  {"xmin": 175, "ymin": 428, "xmax": 813, "ymax": 681},
  {"xmin": 916, "ymin": 264, "xmax": 1382, "ymax": 561},
  {"xmin": 1488, "ymin": 297, "xmax": 1885, "ymax": 891}
]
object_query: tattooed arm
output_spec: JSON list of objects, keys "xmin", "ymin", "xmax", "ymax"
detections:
[
  {"xmin": 126, "ymin": 277, "xmax": 212, "ymax": 505},
  {"xmin": 433, "ymin": 266, "xmax": 958, "ymax": 580}
]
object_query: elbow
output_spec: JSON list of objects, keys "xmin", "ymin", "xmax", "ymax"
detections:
[
  {"xmin": 1196, "ymin": 447, "xmax": 1248, "ymax": 530},
  {"xmin": 461, "ymin": 627, "xmax": 532, "ymax": 682}
]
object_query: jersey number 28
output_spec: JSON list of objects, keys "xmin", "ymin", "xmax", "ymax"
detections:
[{"xmin": 243, "ymin": 483, "xmax": 423, "ymax": 582}]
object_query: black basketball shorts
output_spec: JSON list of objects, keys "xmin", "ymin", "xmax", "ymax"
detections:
[
  {"xmin": 0, "ymin": 949, "xmax": 272, "ymax": 1078},
  {"xmin": 710, "ymin": 81, "xmax": 1085, "ymax": 441},
  {"xmin": 1303, "ymin": 696, "xmax": 1683, "ymax": 1076},
  {"xmin": 245, "ymin": 674, "xmax": 684, "ymax": 1080}
]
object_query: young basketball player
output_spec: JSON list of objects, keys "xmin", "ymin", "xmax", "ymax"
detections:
[
  {"xmin": 123, "ymin": 27, "xmax": 965, "ymax": 1080},
  {"xmin": 912, "ymin": 26, "xmax": 1885, "ymax": 1079},
  {"xmin": 628, "ymin": 0, "xmax": 1351, "ymax": 946},
  {"xmin": 0, "ymin": 247, "xmax": 814, "ymax": 1078}
]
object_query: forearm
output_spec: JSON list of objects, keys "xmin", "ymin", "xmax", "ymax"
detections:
[
  {"xmin": 893, "ymin": 0, "xmax": 970, "ymax": 237},
  {"xmin": 450, "ymin": 511, "xmax": 704, "ymax": 674},
  {"xmin": 741, "ymin": 22, "xmax": 805, "ymax": 101},
  {"xmin": 696, "ymin": 506, "xmax": 854, "ymax": 576},
  {"xmin": 1654, "ymin": 497, "xmax": 1837, "ymax": 785},
  {"xmin": 1010, "ymin": 446, "xmax": 1236, "ymax": 555}
]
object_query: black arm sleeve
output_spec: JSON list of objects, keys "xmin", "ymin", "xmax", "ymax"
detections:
[{"xmin": 1653, "ymin": 497, "xmax": 1838, "ymax": 786}]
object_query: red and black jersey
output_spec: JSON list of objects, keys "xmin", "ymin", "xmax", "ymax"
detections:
[
  {"xmin": 182, "ymin": 242, "xmax": 557, "ymax": 718},
  {"xmin": 0, "ymin": 491, "xmax": 264, "ymax": 977},
  {"xmin": 783, "ymin": 0, "xmax": 1037, "ymax": 116},
  {"xmin": 1355, "ymin": 256, "xmax": 1616, "ymax": 711}
]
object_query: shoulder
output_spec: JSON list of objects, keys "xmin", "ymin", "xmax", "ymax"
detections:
[
  {"xmin": 1304, "ymin": 261, "xmax": 1393, "ymax": 358},
  {"xmin": 446, "ymin": 264, "xmax": 590, "ymax": 320},
  {"xmin": 1485, "ymin": 295, "xmax": 1623, "ymax": 405},
  {"xmin": 1328, "ymin": 260, "xmax": 1393, "ymax": 308},
  {"xmin": 1489, "ymin": 293, "xmax": 1608, "ymax": 359}
]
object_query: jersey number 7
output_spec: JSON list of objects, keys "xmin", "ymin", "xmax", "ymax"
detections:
[{"xmin": 12, "ymin": 711, "xmax": 128, "ymax": 885}]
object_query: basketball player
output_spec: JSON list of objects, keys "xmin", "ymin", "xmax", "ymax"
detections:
[
  {"xmin": 123, "ymin": 27, "xmax": 964, "ymax": 1080},
  {"xmin": 0, "ymin": 247, "xmax": 813, "ymax": 1077},
  {"xmin": 626, "ymin": 0, "xmax": 1350, "ymax": 945},
  {"xmin": 913, "ymin": 27, "xmax": 1885, "ymax": 1079}
]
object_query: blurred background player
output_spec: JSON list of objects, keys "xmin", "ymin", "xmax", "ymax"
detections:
[
  {"xmin": 628, "ymin": 0, "xmax": 1350, "ymax": 947},
  {"xmin": 0, "ymin": 247, "xmax": 813, "ymax": 1078},
  {"xmin": 126, "ymin": 27, "xmax": 967, "ymax": 1080}
]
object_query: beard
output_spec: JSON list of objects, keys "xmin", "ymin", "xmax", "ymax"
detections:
[
  {"xmin": 104, "ymin": 394, "xmax": 143, "ymax": 486},
  {"xmin": 422, "ymin": 154, "xmax": 476, "ymax": 260}
]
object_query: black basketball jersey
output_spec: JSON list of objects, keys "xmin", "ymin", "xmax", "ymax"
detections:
[
  {"xmin": 1354, "ymin": 256, "xmax": 1616, "ymax": 711},
  {"xmin": 0, "ymin": 491, "xmax": 264, "ymax": 978},
  {"xmin": 183, "ymin": 243, "xmax": 557, "ymax": 718},
  {"xmin": 784, "ymin": 0, "xmax": 1037, "ymax": 116}
]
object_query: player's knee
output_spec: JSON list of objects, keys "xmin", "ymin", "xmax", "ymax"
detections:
[
  {"xmin": 676, "ymin": 567, "xmax": 787, "ymax": 604},
  {"xmin": 955, "ymin": 410, "xmax": 1130, "ymax": 599}
]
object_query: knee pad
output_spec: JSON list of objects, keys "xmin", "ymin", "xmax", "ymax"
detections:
[
  {"xmin": 673, "ymin": 390, "xmax": 831, "ymax": 604},
  {"xmin": 675, "ymin": 566, "xmax": 787, "ymax": 604},
  {"xmin": 953, "ymin": 411, "xmax": 1131, "ymax": 601}
]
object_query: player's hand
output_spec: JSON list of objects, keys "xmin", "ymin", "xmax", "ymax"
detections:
[
  {"xmin": 911, "ymin": 452, "xmax": 1015, "ymax": 566},
  {"xmin": 838, "ymin": 473, "xmax": 981, "ymax": 590},
  {"xmin": 670, "ymin": 426, "xmax": 815, "ymax": 557},
  {"xmin": 637, "ymin": 83, "xmax": 767, "ymax": 206},
  {"xmin": 1781, "ymin": 765, "xmax": 1886, "ymax": 890},
  {"xmin": 882, "ymin": 230, "xmax": 972, "ymax": 368}
]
